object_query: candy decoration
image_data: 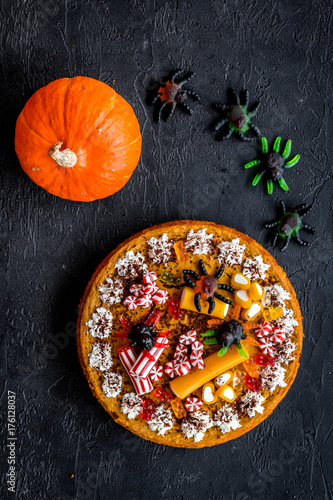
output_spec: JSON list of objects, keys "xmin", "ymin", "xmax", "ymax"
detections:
[
  {"xmin": 170, "ymin": 397, "xmax": 187, "ymax": 419},
  {"xmin": 175, "ymin": 359, "xmax": 191, "ymax": 377},
  {"xmin": 143, "ymin": 283, "xmax": 159, "ymax": 296},
  {"xmin": 117, "ymin": 345, "xmax": 153, "ymax": 396},
  {"xmin": 231, "ymin": 272, "xmax": 251, "ymax": 290},
  {"xmin": 152, "ymin": 386, "xmax": 173, "ymax": 404},
  {"xmin": 179, "ymin": 330, "xmax": 197, "ymax": 345},
  {"xmin": 233, "ymin": 370, "xmax": 247, "ymax": 391},
  {"xmin": 241, "ymin": 302, "xmax": 262, "ymax": 322},
  {"xmin": 255, "ymin": 354, "xmax": 276, "ymax": 367},
  {"xmin": 259, "ymin": 336, "xmax": 273, "ymax": 355},
  {"xmin": 255, "ymin": 321, "xmax": 272, "ymax": 338},
  {"xmin": 123, "ymin": 295, "xmax": 137, "ymax": 310},
  {"xmin": 129, "ymin": 284, "xmax": 145, "ymax": 297},
  {"xmin": 130, "ymin": 337, "xmax": 168, "ymax": 379},
  {"xmin": 185, "ymin": 397, "xmax": 203, "ymax": 412},
  {"xmin": 164, "ymin": 360, "xmax": 178, "ymax": 378},
  {"xmin": 189, "ymin": 351, "xmax": 204, "ymax": 369},
  {"xmin": 244, "ymin": 374, "xmax": 262, "ymax": 392},
  {"xmin": 263, "ymin": 306, "xmax": 284, "ymax": 321},
  {"xmin": 202, "ymin": 382, "xmax": 217, "ymax": 404},
  {"xmin": 149, "ymin": 365, "xmax": 164, "ymax": 382},
  {"xmin": 243, "ymin": 358, "xmax": 260, "ymax": 378},
  {"xmin": 234, "ymin": 289, "xmax": 252, "ymax": 309},
  {"xmin": 143, "ymin": 271, "xmax": 158, "ymax": 284},
  {"xmin": 135, "ymin": 294, "xmax": 153, "ymax": 308},
  {"xmin": 180, "ymin": 287, "xmax": 229, "ymax": 319},
  {"xmin": 168, "ymin": 298, "xmax": 183, "ymax": 320},
  {"xmin": 174, "ymin": 343, "xmax": 188, "ymax": 362},
  {"xmin": 191, "ymin": 341, "xmax": 203, "ymax": 355},
  {"xmin": 160, "ymin": 271, "xmax": 180, "ymax": 287},
  {"xmin": 173, "ymin": 241, "xmax": 188, "ymax": 261},
  {"xmin": 152, "ymin": 289, "xmax": 169, "ymax": 305},
  {"xmin": 214, "ymin": 371, "xmax": 233, "ymax": 387},
  {"xmin": 215, "ymin": 385, "xmax": 236, "ymax": 402},
  {"xmin": 270, "ymin": 327, "xmax": 285, "ymax": 343},
  {"xmin": 249, "ymin": 282, "xmax": 264, "ymax": 301},
  {"xmin": 140, "ymin": 399, "xmax": 156, "ymax": 421}
]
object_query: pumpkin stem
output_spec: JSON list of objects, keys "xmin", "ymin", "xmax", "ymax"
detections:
[{"xmin": 48, "ymin": 141, "xmax": 77, "ymax": 168}]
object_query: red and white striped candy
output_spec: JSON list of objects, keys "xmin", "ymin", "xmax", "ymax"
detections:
[
  {"xmin": 190, "ymin": 351, "xmax": 204, "ymax": 369},
  {"xmin": 191, "ymin": 341, "xmax": 203, "ymax": 355},
  {"xmin": 143, "ymin": 271, "xmax": 157, "ymax": 284},
  {"xmin": 143, "ymin": 283, "xmax": 159, "ymax": 296},
  {"xmin": 123, "ymin": 295, "xmax": 137, "ymax": 310},
  {"xmin": 164, "ymin": 360, "xmax": 178, "ymax": 378},
  {"xmin": 179, "ymin": 330, "xmax": 197, "ymax": 345},
  {"xmin": 185, "ymin": 397, "xmax": 203, "ymax": 412},
  {"xmin": 259, "ymin": 337, "xmax": 273, "ymax": 355},
  {"xmin": 130, "ymin": 337, "xmax": 168, "ymax": 379},
  {"xmin": 129, "ymin": 284, "xmax": 145, "ymax": 297},
  {"xmin": 117, "ymin": 345, "xmax": 153, "ymax": 396},
  {"xmin": 149, "ymin": 365, "xmax": 164, "ymax": 382},
  {"xmin": 255, "ymin": 321, "xmax": 272, "ymax": 338},
  {"xmin": 175, "ymin": 359, "xmax": 191, "ymax": 377},
  {"xmin": 135, "ymin": 295, "xmax": 153, "ymax": 308},
  {"xmin": 270, "ymin": 327, "xmax": 285, "ymax": 343},
  {"xmin": 152, "ymin": 289, "xmax": 169, "ymax": 305},
  {"xmin": 174, "ymin": 343, "xmax": 188, "ymax": 362}
]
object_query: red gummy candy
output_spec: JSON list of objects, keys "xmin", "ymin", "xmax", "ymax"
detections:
[
  {"xmin": 140, "ymin": 399, "xmax": 156, "ymax": 421},
  {"xmin": 168, "ymin": 298, "xmax": 183, "ymax": 320},
  {"xmin": 152, "ymin": 386, "xmax": 173, "ymax": 404},
  {"xmin": 244, "ymin": 374, "xmax": 262, "ymax": 393},
  {"xmin": 255, "ymin": 354, "xmax": 276, "ymax": 367}
]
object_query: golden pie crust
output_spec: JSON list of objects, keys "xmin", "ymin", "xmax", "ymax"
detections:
[{"xmin": 77, "ymin": 220, "xmax": 303, "ymax": 448}]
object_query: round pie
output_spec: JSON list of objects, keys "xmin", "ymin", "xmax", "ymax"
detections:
[{"xmin": 77, "ymin": 220, "xmax": 303, "ymax": 448}]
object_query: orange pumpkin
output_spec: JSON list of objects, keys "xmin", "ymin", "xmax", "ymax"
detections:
[{"xmin": 15, "ymin": 76, "xmax": 142, "ymax": 202}]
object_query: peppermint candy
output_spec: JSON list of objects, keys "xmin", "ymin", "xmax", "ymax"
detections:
[
  {"xmin": 175, "ymin": 359, "xmax": 191, "ymax": 377},
  {"xmin": 255, "ymin": 321, "xmax": 272, "ymax": 338},
  {"xmin": 149, "ymin": 365, "xmax": 164, "ymax": 382},
  {"xmin": 135, "ymin": 295, "xmax": 153, "ymax": 308},
  {"xmin": 185, "ymin": 397, "xmax": 203, "ymax": 412},
  {"xmin": 270, "ymin": 327, "xmax": 285, "ymax": 343},
  {"xmin": 129, "ymin": 284, "xmax": 145, "ymax": 297},
  {"xmin": 259, "ymin": 337, "xmax": 273, "ymax": 355},
  {"xmin": 174, "ymin": 343, "xmax": 188, "ymax": 362},
  {"xmin": 179, "ymin": 330, "xmax": 197, "ymax": 345},
  {"xmin": 190, "ymin": 351, "xmax": 204, "ymax": 369},
  {"xmin": 152, "ymin": 289, "xmax": 169, "ymax": 305},
  {"xmin": 191, "ymin": 341, "xmax": 203, "ymax": 355},
  {"xmin": 143, "ymin": 284, "xmax": 159, "ymax": 296},
  {"xmin": 123, "ymin": 295, "xmax": 137, "ymax": 310},
  {"xmin": 164, "ymin": 360, "xmax": 178, "ymax": 378},
  {"xmin": 143, "ymin": 271, "xmax": 157, "ymax": 284}
]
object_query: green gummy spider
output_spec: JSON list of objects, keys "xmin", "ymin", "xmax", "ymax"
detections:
[{"xmin": 244, "ymin": 136, "xmax": 300, "ymax": 194}]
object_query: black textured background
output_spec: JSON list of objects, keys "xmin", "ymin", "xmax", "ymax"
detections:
[{"xmin": 1, "ymin": 1, "xmax": 333, "ymax": 499}]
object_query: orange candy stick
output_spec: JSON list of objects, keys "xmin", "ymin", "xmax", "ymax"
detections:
[
  {"xmin": 244, "ymin": 335, "xmax": 261, "ymax": 347},
  {"xmin": 230, "ymin": 304, "xmax": 241, "ymax": 320},
  {"xmin": 207, "ymin": 318, "xmax": 224, "ymax": 325}
]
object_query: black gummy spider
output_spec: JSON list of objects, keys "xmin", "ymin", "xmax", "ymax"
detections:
[
  {"xmin": 215, "ymin": 88, "xmax": 260, "ymax": 141},
  {"xmin": 152, "ymin": 70, "xmax": 199, "ymax": 122},
  {"xmin": 183, "ymin": 258, "xmax": 234, "ymax": 314},
  {"xmin": 265, "ymin": 201, "xmax": 314, "ymax": 251},
  {"xmin": 244, "ymin": 136, "xmax": 300, "ymax": 194}
]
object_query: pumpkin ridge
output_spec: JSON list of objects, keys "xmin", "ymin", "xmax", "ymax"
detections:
[
  {"xmin": 77, "ymin": 92, "xmax": 117, "ymax": 148},
  {"xmin": 109, "ymin": 133, "xmax": 142, "ymax": 153},
  {"xmin": 63, "ymin": 78, "xmax": 77, "ymax": 143},
  {"xmin": 20, "ymin": 112, "xmax": 51, "ymax": 145}
]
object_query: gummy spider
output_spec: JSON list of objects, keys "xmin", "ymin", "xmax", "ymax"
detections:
[
  {"xmin": 265, "ymin": 200, "xmax": 314, "ymax": 251},
  {"xmin": 115, "ymin": 308, "xmax": 171, "ymax": 351},
  {"xmin": 215, "ymin": 88, "xmax": 260, "ymax": 141},
  {"xmin": 202, "ymin": 305, "xmax": 260, "ymax": 357},
  {"xmin": 183, "ymin": 259, "xmax": 234, "ymax": 315},
  {"xmin": 244, "ymin": 136, "xmax": 300, "ymax": 194},
  {"xmin": 152, "ymin": 70, "xmax": 199, "ymax": 122}
]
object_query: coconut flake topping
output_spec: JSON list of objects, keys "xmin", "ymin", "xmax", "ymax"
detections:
[
  {"xmin": 147, "ymin": 405, "xmax": 174, "ymax": 436},
  {"xmin": 147, "ymin": 233, "xmax": 175, "ymax": 266},
  {"xmin": 260, "ymin": 363, "xmax": 287, "ymax": 392},
  {"xmin": 263, "ymin": 284, "xmax": 291, "ymax": 309},
  {"xmin": 102, "ymin": 371, "xmax": 122, "ymax": 398},
  {"xmin": 243, "ymin": 255, "xmax": 270, "ymax": 281},
  {"xmin": 115, "ymin": 251, "xmax": 148, "ymax": 278},
  {"xmin": 181, "ymin": 411, "xmax": 214, "ymax": 442},
  {"xmin": 99, "ymin": 277, "xmax": 125, "ymax": 305},
  {"xmin": 272, "ymin": 309, "xmax": 298, "ymax": 337},
  {"xmin": 120, "ymin": 392, "xmax": 142, "ymax": 420},
  {"xmin": 184, "ymin": 229, "xmax": 215, "ymax": 255},
  {"xmin": 217, "ymin": 238, "xmax": 246, "ymax": 267},
  {"xmin": 214, "ymin": 405, "xmax": 241, "ymax": 434},
  {"xmin": 237, "ymin": 390, "xmax": 265, "ymax": 418},
  {"xmin": 88, "ymin": 343, "xmax": 113, "ymax": 371},
  {"xmin": 87, "ymin": 307, "xmax": 113, "ymax": 339},
  {"xmin": 272, "ymin": 339, "xmax": 297, "ymax": 365}
]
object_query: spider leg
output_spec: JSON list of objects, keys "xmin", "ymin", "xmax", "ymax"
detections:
[
  {"xmin": 179, "ymin": 101, "xmax": 193, "ymax": 115},
  {"xmin": 295, "ymin": 234, "xmax": 310, "ymax": 246},
  {"xmin": 204, "ymin": 338, "xmax": 219, "ymax": 345},
  {"xmin": 194, "ymin": 292, "xmax": 202, "ymax": 312},
  {"xmin": 282, "ymin": 139, "xmax": 292, "ymax": 159},
  {"xmin": 249, "ymin": 123, "xmax": 261, "ymax": 138},
  {"xmin": 273, "ymin": 136, "xmax": 281, "ymax": 153},
  {"xmin": 278, "ymin": 177, "xmax": 289, "ymax": 192},
  {"xmin": 214, "ymin": 263, "xmax": 225, "ymax": 279},
  {"xmin": 183, "ymin": 269, "xmax": 200, "ymax": 281},
  {"xmin": 285, "ymin": 155, "xmax": 300, "ymax": 168},
  {"xmin": 152, "ymin": 93, "xmax": 162, "ymax": 105},
  {"xmin": 261, "ymin": 136, "xmax": 268, "ymax": 154},
  {"xmin": 217, "ymin": 283, "xmax": 235, "ymax": 293},
  {"xmin": 150, "ymin": 312, "xmax": 162, "ymax": 328},
  {"xmin": 165, "ymin": 102, "xmax": 176, "ymax": 121},
  {"xmin": 244, "ymin": 89, "xmax": 250, "ymax": 107},
  {"xmin": 301, "ymin": 224, "xmax": 315, "ymax": 233},
  {"xmin": 238, "ymin": 131, "xmax": 253, "ymax": 142},
  {"xmin": 252, "ymin": 170, "xmax": 265, "ymax": 186},
  {"xmin": 219, "ymin": 128, "xmax": 233, "ymax": 141},
  {"xmin": 171, "ymin": 70, "xmax": 184, "ymax": 83},
  {"xmin": 244, "ymin": 159, "xmax": 261, "ymax": 169},
  {"xmin": 183, "ymin": 274, "xmax": 196, "ymax": 288},
  {"xmin": 267, "ymin": 179, "xmax": 274, "ymax": 194},
  {"xmin": 273, "ymin": 231, "xmax": 279, "ymax": 247},
  {"xmin": 208, "ymin": 297, "xmax": 215, "ymax": 314},
  {"xmin": 264, "ymin": 220, "xmax": 279, "ymax": 228},
  {"xmin": 295, "ymin": 203, "xmax": 313, "ymax": 217},
  {"xmin": 281, "ymin": 237, "xmax": 290, "ymax": 252},
  {"xmin": 178, "ymin": 72, "xmax": 195, "ymax": 86},
  {"xmin": 280, "ymin": 200, "xmax": 286, "ymax": 215},
  {"xmin": 186, "ymin": 89, "xmax": 200, "ymax": 100},
  {"xmin": 218, "ymin": 346, "xmax": 229, "ymax": 357},
  {"xmin": 216, "ymin": 103, "xmax": 228, "ymax": 111},
  {"xmin": 248, "ymin": 101, "xmax": 260, "ymax": 116},
  {"xmin": 215, "ymin": 118, "xmax": 228, "ymax": 131},
  {"xmin": 214, "ymin": 291, "xmax": 233, "ymax": 305},
  {"xmin": 202, "ymin": 329, "xmax": 217, "ymax": 337},
  {"xmin": 231, "ymin": 87, "xmax": 240, "ymax": 104},
  {"xmin": 198, "ymin": 259, "xmax": 208, "ymax": 275},
  {"xmin": 158, "ymin": 101, "xmax": 168, "ymax": 122}
]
